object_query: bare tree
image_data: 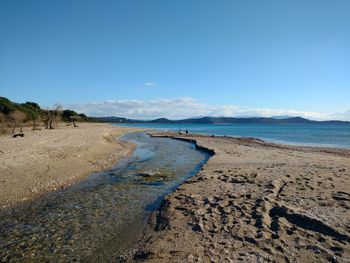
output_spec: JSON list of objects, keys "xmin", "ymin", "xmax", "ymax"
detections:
[
  {"xmin": 0, "ymin": 111, "xmax": 5, "ymax": 127},
  {"xmin": 53, "ymin": 105, "xmax": 63, "ymax": 128},
  {"xmin": 70, "ymin": 115, "xmax": 81, "ymax": 128},
  {"xmin": 32, "ymin": 109, "xmax": 38, "ymax": 130},
  {"xmin": 10, "ymin": 110, "xmax": 26, "ymax": 134},
  {"xmin": 44, "ymin": 105, "xmax": 63, "ymax": 129},
  {"xmin": 43, "ymin": 110, "xmax": 53, "ymax": 129},
  {"xmin": 0, "ymin": 111, "xmax": 7, "ymax": 135},
  {"xmin": 29, "ymin": 107, "xmax": 40, "ymax": 130}
]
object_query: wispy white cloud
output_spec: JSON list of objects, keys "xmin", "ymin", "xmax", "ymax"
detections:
[
  {"xmin": 66, "ymin": 97, "xmax": 350, "ymax": 121},
  {"xmin": 144, "ymin": 81, "xmax": 156, "ymax": 87},
  {"xmin": 327, "ymin": 109, "xmax": 350, "ymax": 121}
]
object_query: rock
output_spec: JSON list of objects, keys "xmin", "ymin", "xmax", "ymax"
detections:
[
  {"xmin": 137, "ymin": 171, "xmax": 162, "ymax": 177},
  {"xmin": 192, "ymin": 223, "xmax": 204, "ymax": 232},
  {"xmin": 138, "ymin": 172, "xmax": 152, "ymax": 177}
]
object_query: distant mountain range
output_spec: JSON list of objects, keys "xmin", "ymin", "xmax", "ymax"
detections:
[{"xmin": 94, "ymin": 116, "xmax": 350, "ymax": 124}]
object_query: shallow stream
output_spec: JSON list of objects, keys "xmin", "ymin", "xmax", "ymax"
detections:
[{"xmin": 0, "ymin": 132, "xmax": 210, "ymax": 262}]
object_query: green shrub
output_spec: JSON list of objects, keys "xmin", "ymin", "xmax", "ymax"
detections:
[
  {"xmin": 25, "ymin": 101, "xmax": 40, "ymax": 110},
  {"xmin": 0, "ymin": 97, "xmax": 92, "ymax": 125},
  {"xmin": 62, "ymin": 109, "xmax": 78, "ymax": 122},
  {"xmin": 78, "ymin": 113, "xmax": 87, "ymax": 120},
  {"xmin": 19, "ymin": 103, "xmax": 39, "ymax": 121},
  {"xmin": 0, "ymin": 97, "xmax": 16, "ymax": 114}
]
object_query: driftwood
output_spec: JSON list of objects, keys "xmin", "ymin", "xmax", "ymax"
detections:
[{"xmin": 13, "ymin": 133, "xmax": 24, "ymax": 138}]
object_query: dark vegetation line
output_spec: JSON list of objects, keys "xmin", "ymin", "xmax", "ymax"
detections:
[{"xmin": 0, "ymin": 97, "xmax": 96, "ymax": 136}]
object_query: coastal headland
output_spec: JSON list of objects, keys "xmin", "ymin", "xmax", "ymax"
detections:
[
  {"xmin": 0, "ymin": 123, "xmax": 141, "ymax": 208},
  {"xmin": 135, "ymin": 132, "xmax": 350, "ymax": 262}
]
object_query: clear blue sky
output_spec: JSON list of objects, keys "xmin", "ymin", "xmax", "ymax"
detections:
[{"xmin": 0, "ymin": 0, "xmax": 349, "ymax": 116}]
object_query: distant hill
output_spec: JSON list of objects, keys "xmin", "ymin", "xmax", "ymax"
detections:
[
  {"xmin": 271, "ymin": 115, "xmax": 294, "ymax": 119},
  {"xmin": 96, "ymin": 116, "xmax": 350, "ymax": 124},
  {"xmin": 94, "ymin": 116, "xmax": 136, "ymax": 123}
]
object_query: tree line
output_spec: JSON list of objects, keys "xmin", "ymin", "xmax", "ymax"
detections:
[{"xmin": 0, "ymin": 97, "xmax": 94, "ymax": 135}]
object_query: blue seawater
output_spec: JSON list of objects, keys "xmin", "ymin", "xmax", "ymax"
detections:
[{"xmin": 114, "ymin": 123, "xmax": 350, "ymax": 148}]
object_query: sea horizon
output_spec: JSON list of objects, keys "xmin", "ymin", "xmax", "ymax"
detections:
[{"xmin": 115, "ymin": 122, "xmax": 350, "ymax": 149}]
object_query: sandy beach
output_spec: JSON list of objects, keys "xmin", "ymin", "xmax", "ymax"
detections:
[
  {"xmin": 0, "ymin": 123, "xmax": 140, "ymax": 208},
  {"xmin": 135, "ymin": 132, "xmax": 350, "ymax": 263}
]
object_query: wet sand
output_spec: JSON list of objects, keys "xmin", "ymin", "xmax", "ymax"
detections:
[
  {"xmin": 0, "ymin": 123, "xmax": 141, "ymax": 208},
  {"xmin": 135, "ymin": 132, "xmax": 350, "ymax": 263}
]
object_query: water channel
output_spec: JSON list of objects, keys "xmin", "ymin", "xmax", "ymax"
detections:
[{"xmin": 0, "ymin": 132, "xmax": 210, "ymax": 262}]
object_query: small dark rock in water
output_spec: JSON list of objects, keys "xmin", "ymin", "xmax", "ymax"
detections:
[
  {"xmin": 271, "ymin": 233, "xmax": 279, "ymax": 239},
  {"xmin": 192, "ymin": 223, "xmax": 204, "ymax": 232},
  {"xmin": 137, "ymin": 172, "xmax": 152, "ymax": 177},
  {"xmin": 328, "ymin": 255, "xmax": 339, "ymax": 263},
  {"xmin": 137, "ymin": 171, "xmax": 161, "ymax": 177},
  {"xmin": 134, "ymin": 250, "xmax": 152, "ymax": 259},
  {"xmin": 307, "ymin": 245, "xmax": 322, "ymax": 254},
  {"xmin": 117, "ymin": 254, "xmax": 128, "ymax": 262}
]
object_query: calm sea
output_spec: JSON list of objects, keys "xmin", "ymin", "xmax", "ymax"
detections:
[{"xmin": 115, "ymin": 123, "xmax": 350, "ymax": 149}]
